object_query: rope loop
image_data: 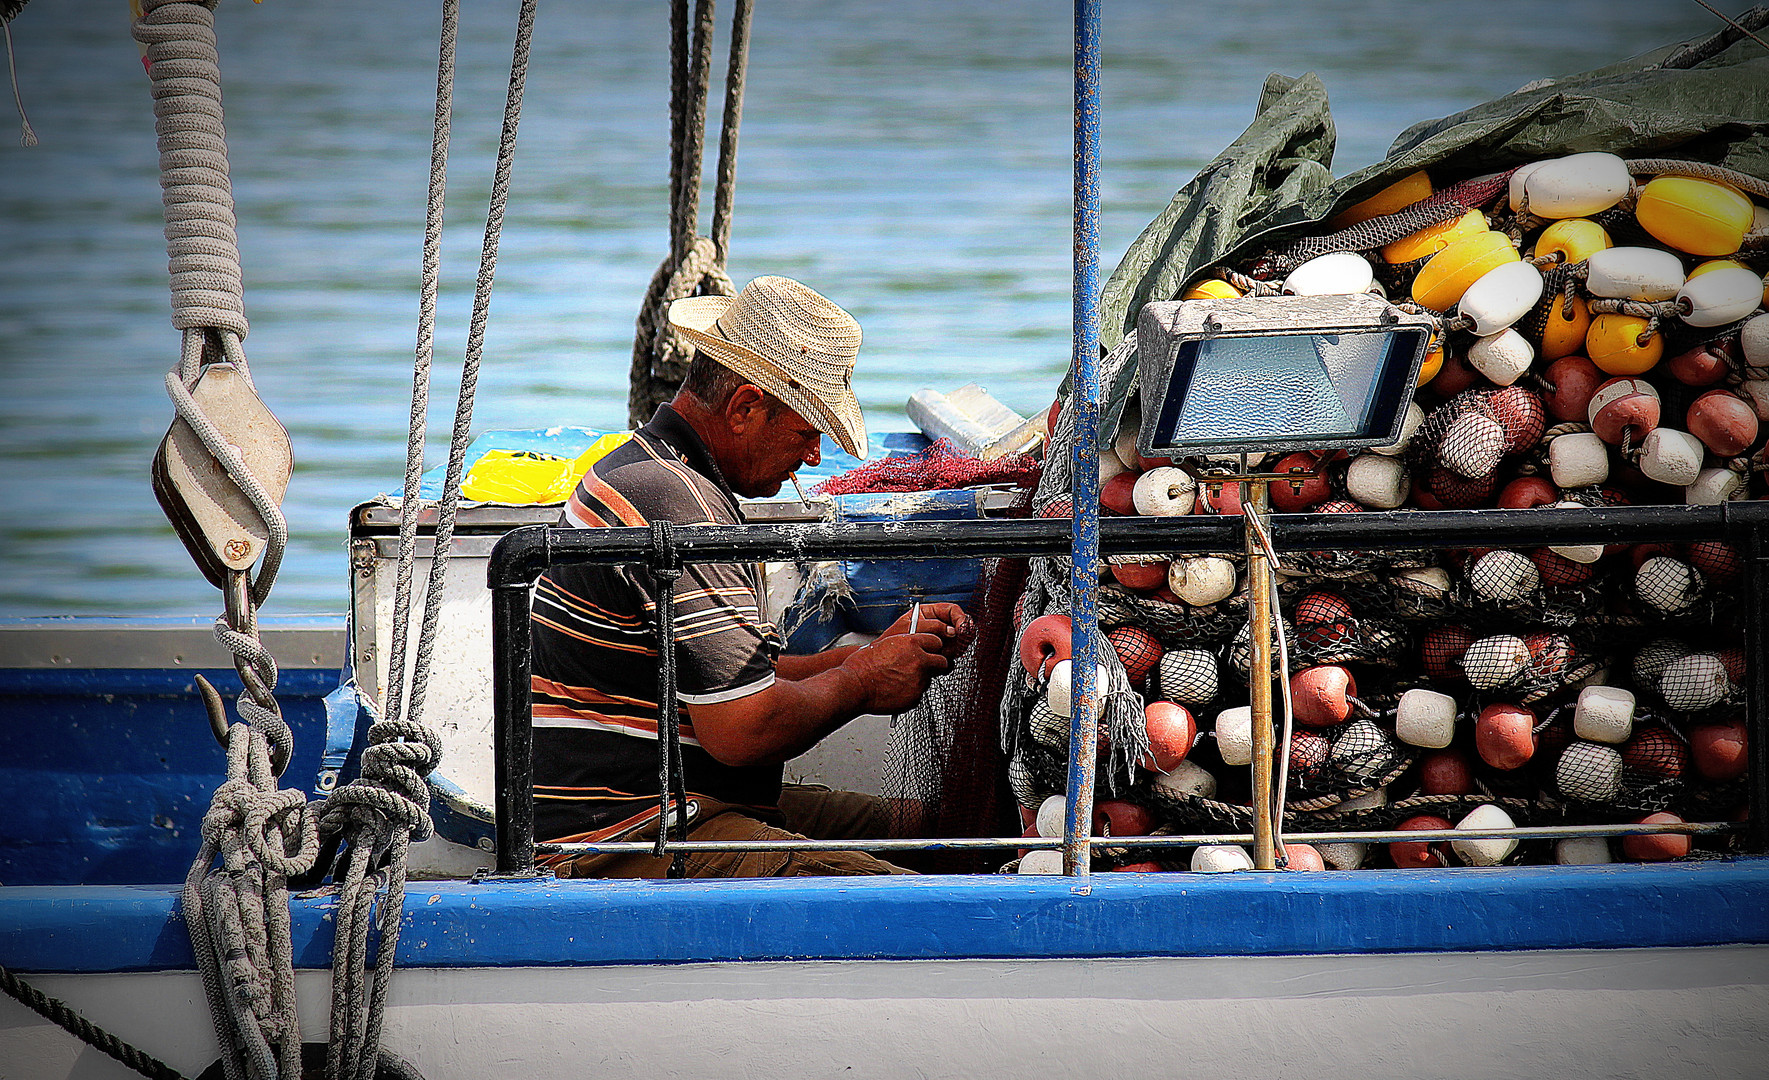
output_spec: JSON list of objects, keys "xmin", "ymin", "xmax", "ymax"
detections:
[{"xmin": 628, "ymin": 0, "xmax": 750, "ymax": 425}]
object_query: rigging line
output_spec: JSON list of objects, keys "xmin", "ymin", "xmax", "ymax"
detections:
[
  {"xmin": 404, "ymin": 0, "xmax": 538, "ymax": 740},
  {"xmin": 674, "ymin": 0, "xmax": 718, "ymax": 261},
  {"xmin": 2, "ymin": 16, "xmax": 37, "ymax": 146},
  {"xmin": 709, "ymin": 0, "xmax": 752, "ymax": 262},
  {"xmin": 0, "ymin": 965, "xmax": 188, "ymax": 1080},
  {"xmin": 1689, "ymin": 0, "xmax": 1769, "ymax": 55},
  {"xmin": 382, "ymin": 0, "xmax": 460, "ymax": 733}
]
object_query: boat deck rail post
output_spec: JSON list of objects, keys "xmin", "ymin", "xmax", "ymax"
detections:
[
  {"xmin": 486, "ymin": 501, "xmax": 1769, "ymax": 876},
  {"xmin": 1745, "ymin": 516, "xmax": 1768, "ymax": 852},
  {"xmin": 1066, "ymin": 0, "xmax": 1103, "ymax": 886}
]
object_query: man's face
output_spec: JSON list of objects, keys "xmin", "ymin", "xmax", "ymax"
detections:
[{"xmin": 728, "ymin": 394, "xmax": 822, "ymax": 498}]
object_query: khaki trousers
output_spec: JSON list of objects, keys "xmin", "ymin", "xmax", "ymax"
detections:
[{"xmin": 551, "ymin": 784, "xmax": 915, "ymax": 879}]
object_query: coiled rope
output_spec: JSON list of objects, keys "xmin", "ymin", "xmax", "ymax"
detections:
[{"xmin": 628, "ymin": 0, "xmax": 753, "ymax": 426}]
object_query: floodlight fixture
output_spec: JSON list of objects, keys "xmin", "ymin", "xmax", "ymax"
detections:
[
  {"xmin": 1135, "ymin": 293, "xmax": 1436, "ymax": 461},
  {"xmin": 1127, "ymin": 291, "xmax": 1436, "ymax": 869}
]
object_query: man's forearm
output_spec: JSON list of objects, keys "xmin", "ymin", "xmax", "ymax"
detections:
[
  {"xmin": 775, "ymin": 644, "xmax": 859, "ymax": 681},
  {"xmin": 691, "ymin": 663, "xmax": 871, "ymax": 766}
]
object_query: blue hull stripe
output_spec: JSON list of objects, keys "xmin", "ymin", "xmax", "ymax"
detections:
[{"xmin": 4, "ymin": 859, "xmax": 1768, "ymax": 973}]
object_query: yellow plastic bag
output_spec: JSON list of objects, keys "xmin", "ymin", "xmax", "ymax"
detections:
[{"xmin": 459, "ymin": 433, "xmax": 632, "ymax": 504}]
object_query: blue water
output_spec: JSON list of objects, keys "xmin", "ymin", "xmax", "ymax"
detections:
[{"xmin": 0, "ymin": 0, "xmax": 1722, "ymax": 615}]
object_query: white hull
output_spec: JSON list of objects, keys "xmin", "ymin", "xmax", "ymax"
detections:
[{"xmin": 6, "ymin": 946, "xmax": 1767, "ymax": 1080}]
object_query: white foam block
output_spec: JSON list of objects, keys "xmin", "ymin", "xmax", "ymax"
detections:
[
  {"xmin": 1573, "ymin": 685, "xmax": 1635, "ymax": 744},
  {"xmin": 1452, "ymin": 804, "xmax": 1519, "ymax": 866},
  {"xmin": 1639, "ymin": 428, "xmax": 1705, "ymax": 487},
  {"xmin": 1214, "ymin": 706, "xmax": 1254, "ymax": 767},
  {"xmin": 1549, "ymin": 432, "xmax": 1609, "ymax": 489},
  {"xmin": 1395, "ymin": 688, "xmax": 1458, "ymax": 748}
]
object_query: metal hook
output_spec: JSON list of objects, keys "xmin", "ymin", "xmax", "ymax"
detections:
[{"xmin": 196, "ymin": 674, "xmax": 229, "ymax": 748}]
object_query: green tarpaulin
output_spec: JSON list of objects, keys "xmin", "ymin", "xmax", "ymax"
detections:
[{"xmin": 1100, "ymin": 26, "xmax": 1769, "ymax": 370}]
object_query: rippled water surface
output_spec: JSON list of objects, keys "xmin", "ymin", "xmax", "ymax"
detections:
[{"xmin": 0, "ymin": 0, "xmax": 1720, "ymax": 614}]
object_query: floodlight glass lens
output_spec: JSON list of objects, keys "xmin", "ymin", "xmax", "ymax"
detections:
[{"xmin": 1151, "ymin": 329, "xmax": 1423, "ymax": 453}]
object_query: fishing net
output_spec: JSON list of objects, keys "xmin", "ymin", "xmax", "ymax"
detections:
[
  {"xmin": 1285, "ymin": 720, "xmax": 1416, "ymax": 811},
  {"xmin": 1097, "ymin": 584, "xmax": 1243, "ymax": 646},
  {"xmin": 879, "ymin": 547, "xmax": 1029, "ymax": 872},
  {"xmin": 1153, "ymin": 646, "xmax": 1221, "ymax": 707},
  {"xmin": 1633, "ymin": 557, "xmax": 1707, "ymax": 616},
  {"xmin": 812, "ymin": 437, "xmax": 1043, "ymax": 496},
  {"xmin": 1285, "ymin": 589, "xmax": 1412, "ymax": 670},
  {"xmin": 1449, "ymin": 547, "xmax": 1612, "ymax": 631},
  {"xmin": 1298, "ymin": 793, "xmax": 1534, "ymax": 831},
  {"xmin": 1105, "ymin": 625, "xmax": 1164, "ymax": 687}
]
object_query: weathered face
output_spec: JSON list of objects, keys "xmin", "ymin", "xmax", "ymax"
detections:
[{"xmin": 725, "ymin": 390, "xmax": 822, "ymax": 498}]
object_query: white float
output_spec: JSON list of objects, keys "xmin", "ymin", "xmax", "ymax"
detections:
[{"xmin": 1585, "ymin": 246, "xmax": 1686, "ymax": 301}]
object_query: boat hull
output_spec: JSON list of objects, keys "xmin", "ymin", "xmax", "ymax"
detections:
[
  {"xmin": 7, "ymin": 946, "xmax": 1768, "ymax": 1080},
  {"xmin": 4, "ymin": 866, "xmax": 1768, "ymax": 1078}
]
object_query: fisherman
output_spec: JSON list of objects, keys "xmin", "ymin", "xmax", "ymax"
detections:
[{"xmin": 529, "ymin": 275, "xmax": 973, "ymax": 877}]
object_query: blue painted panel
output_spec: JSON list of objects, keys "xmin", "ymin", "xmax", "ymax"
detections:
[
  {"xmin": 4, "ymin": 860, "xmax": 1767, "ymax": 973},
  {"xmin": 0, "ymin": 667, "xmax": 335, "ymax": 886}
]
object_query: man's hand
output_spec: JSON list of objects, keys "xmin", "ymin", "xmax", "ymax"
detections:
[
  {"xmin": 841, "ymin": 632, "xmax": 951, "ymax": 714},
  {"xmin": 880, "ymin": 602, "xmax": 976, "ymax": 662}
]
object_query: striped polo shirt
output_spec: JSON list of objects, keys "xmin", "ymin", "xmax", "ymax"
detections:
[{"xmin": 529, "ymin": 404, "xmax": 783, "ymax": 841}]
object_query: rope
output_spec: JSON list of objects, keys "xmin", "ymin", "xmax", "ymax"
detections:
[
  {"xmin": 1588, "ymin": 297, "xmax": 1686, "ymax": 320},
  {"xmin": 1212, "ymin": 266, "xmax": 1280, "ymax": 296},
  {"xmin": 2, "ymin": 10, "xmax": 36, "ymax": 147},
  {"xmin": 627, "ymin": 0, "xmax": 749, "ymax": 426},
  {"xmin": 1626, "ymin": 158, "xmax": 1769, "ymax": 200},
  {"xmin": 709, "ymin": 0, "xmax": 752, "ymax": 263},
  {"xmin": 649, "ymin": 520, "xmax": 690, "ymax": 878},
  {"xmin": 132, "ymin": 6, "xmax": 310, "ymax": 1077},
  {"xmin": 316, "ymin": 1, "xmax": 533, "ymax": 1077},
  {"xmin": 183, "ymin": 722, "xmax": 319, "ymax": 1080},
  {"xmin": 379, "ymin": 0, "xmax": 458, "ymax": 745},
  {"xmin": 0, "ymin": 964, "xmax": 188, "ymax": 1080},
  {"xmin": 1659, "ymin": 4, "xmax": 1769, "ymax": 69},
  {"xmin": 133, "ymin": 0, "xmax": 247, "ymax": 339}
]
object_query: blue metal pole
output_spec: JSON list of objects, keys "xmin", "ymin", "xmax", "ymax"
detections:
[{"xmin": 1064, "ymin": 0, "xmax": 1101, "ymax": 883}]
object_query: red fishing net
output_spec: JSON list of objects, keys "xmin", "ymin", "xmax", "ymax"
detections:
[{"xmin": 813, "ymin": 438, "xmax": 1043, "ymax": 496}]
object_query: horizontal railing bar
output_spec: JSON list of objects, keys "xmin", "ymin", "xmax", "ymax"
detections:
[
  {"xmin": 534, "ymin": 820, "xmax": 1736, "ymax": 857},
  {"xmin": 491, "ymin": 502, "xmax": 1769, "ymax": 584}
]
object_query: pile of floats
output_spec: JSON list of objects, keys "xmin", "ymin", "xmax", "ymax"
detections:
[{"xmin": 1011, "ymin": 151, "xmax": 1764, "ymax": 874}]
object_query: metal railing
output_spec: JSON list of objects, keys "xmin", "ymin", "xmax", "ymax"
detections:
[{"xmin": 487, "ymin": 501, "xmax": 1769, "ymax": 876}]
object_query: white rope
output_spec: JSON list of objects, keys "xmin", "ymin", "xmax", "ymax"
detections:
[{"xmin": 133, "ymin": 0, "xmax": 247, "ymax": 338}]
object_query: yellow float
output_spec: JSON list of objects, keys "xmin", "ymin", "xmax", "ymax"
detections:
[
  {"xmin": 1330, "ymin": 170, "xmax": 1433, "ymax": 229},
  {"xmin": 1539, "ymin": 293, "xmax": 1592, "ymax": 360},
  {"xmin": 1686, "ymin": 258, "xmax": 1750, "ymax": 279},
  {"xmin": 1181, "ymin": 278, "xmax": 1243, "ymax": 301},
  {"xmin": 1586, "ymin": 314, "xmax": 1664, "ymax": 376},
  {"xmin": 1381, "ymin": 208, "xmax": 1486, "ymax": 264},
  {"xmin": 1634, "ymin": 176, "xmax": 1755, "ymax": 256},
  {"xmin": 1411, "ymin": 230, "xmax": 1518, "ymax": 312},
  {"xmin": 1416, "ymin": 336, "xmax": 1445, "ymax": 386},
  {"xmin": 1531, "ymin": 218, "xmax": 1611, "ymax": 265}
]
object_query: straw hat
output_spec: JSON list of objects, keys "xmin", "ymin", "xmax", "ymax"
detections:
[{"xmin": 668, "ymin": 276, "xmax": 866, "ymax": 457}]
